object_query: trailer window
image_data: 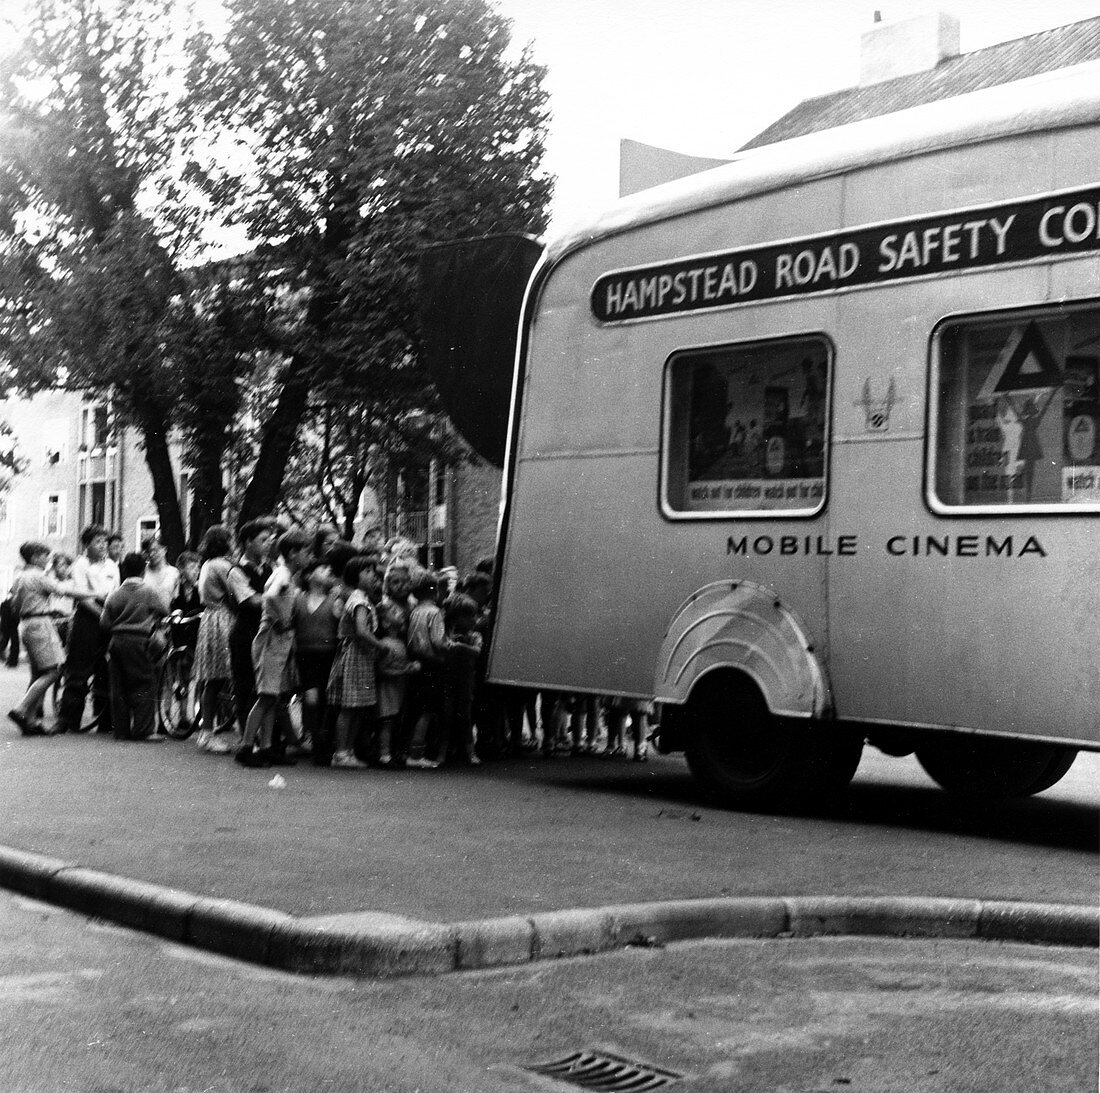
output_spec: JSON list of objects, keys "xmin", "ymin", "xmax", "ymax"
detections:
[
  {"xmin": 931, "ymin": 303, "xmax": 1100, "ymax": 511},
  {"xmin": 663, "ymin": 335, "xmax": 830, "ymax": 517}
]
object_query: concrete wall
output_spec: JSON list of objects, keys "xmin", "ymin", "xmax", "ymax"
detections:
[
  {"xmin": 619, "ymin": 138, "xmax": 731, "ymax": 198},
  {"xmin": 448, "ymin": 448, "xmax": 501, "ymax": 574}
]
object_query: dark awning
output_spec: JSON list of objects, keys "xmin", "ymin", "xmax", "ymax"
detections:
[{"xmin": 417, "ymin": 234, "xmax": 543, "ymax": 467}]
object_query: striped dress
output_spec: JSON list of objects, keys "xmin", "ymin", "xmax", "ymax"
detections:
[
  {"xmin": 192, "ymin": 557, "xmax": 236, "ymax": 684},
  {"xmin": 325, "ymin": 589, "xmax": 378, "ymax": 709}
]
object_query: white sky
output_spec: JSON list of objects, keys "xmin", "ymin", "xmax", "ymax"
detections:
[
  {"xmin": 496, "ymin": 0, "xmax": 1100, "ymax": 235},
  {"xmin": 6, "ymin": 0, "xmax": 1099, "ymax": 244}
]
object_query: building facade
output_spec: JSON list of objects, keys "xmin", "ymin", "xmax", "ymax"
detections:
[
  {"xmin": 0, "ymin": 390, "xmax": 177, "ymax": 594},
  {"xmin": 0, "ymin": 383, "xmax": 498, "ymax": 584},
  {"xmin": 355, "ymin": 440, "xmax": 502, "ymax": 573}
]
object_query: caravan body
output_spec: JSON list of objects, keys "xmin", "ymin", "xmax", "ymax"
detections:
[{"xmin": 489, "ymin": 65, "xmax": 1100, "ymax": 802}]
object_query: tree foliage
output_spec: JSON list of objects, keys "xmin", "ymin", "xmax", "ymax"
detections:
[
  {"xmin": 0, "ymin": 0, "xmax": 553, "ymax": 550},
  {"xmin": 0, "ymin": 0, "xmax": 197, "ymax": 553},
  {"xmin": 184, "ymin": 0, "xmax": 553, "ymax": 523},
  {"xmin": 0, "ymin": 420, "xmax": 29, "ymax": 495},
  {"xmin": 164, "ymin": 269, "xmax": 269, "ymax": 544}
]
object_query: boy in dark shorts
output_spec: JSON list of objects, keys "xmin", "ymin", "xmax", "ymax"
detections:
[
  {"xmin": 100, "ymin": 552, "xmax": 168, "ymax": 741},
  {"xmin": 7, "ymin": 542, "xmax": 98, "ymax": 735}
]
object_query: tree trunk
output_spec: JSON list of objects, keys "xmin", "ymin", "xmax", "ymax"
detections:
[
  {"xmin": 184, "ymin": 425, "xmax": 230, "ymax": 547},
  {"xmin": 237, "ymin": 354, "xmax": 312, "ymax": 524},
  {"xmin": 133, "ymin": 399, "xmax": 185, "ymax": 558},
  {"xmin": 187, "ymin": 477, "xmax": 226, "ymax": 549},
  {"xmin": 238, "ymin": 229, "xmax": 348, "ymax": 526}
]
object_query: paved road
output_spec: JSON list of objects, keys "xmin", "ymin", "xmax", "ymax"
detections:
[
  {"xmin": 0, "ymin": 887, "xmax": 1094, "ymax": 1093},
  {"xmin": 0, "ymin": 665, "xmax": 1095, "ymax": 921}
]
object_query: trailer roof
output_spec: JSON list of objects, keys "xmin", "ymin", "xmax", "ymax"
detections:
[{"xmin": 545, "ymin": 60, "xmax": 1100, "ymax": 266}]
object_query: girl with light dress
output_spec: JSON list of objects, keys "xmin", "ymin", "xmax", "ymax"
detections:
[
  {"xmin": 192, "ymin": 525, "xmax": 238, "ymax": 753},
  {"xmin": 235, "ymin": 531, "xmax": 309, "ymax": 768}
]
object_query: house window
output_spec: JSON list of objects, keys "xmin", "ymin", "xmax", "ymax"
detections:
[
  {"xmin": 79, "ymin": 481, "xmax": 113, "ymax": 529},
  {"xmin": 78, "ymin": 399, "xmax": 118, "ymax": 530},
  {"xmin": 929, "ymin": 301, "xmax": 1100, "ymax": 512},
  {"xmin": 44, "ymin": 419, "xmax": 69, "ymax": 466},
  {"xmin": 91, "ymin": 482, "xmax": 107, "ymax": 528},
  {"xmin": 80, "ymin": 403, "xmax": 111, "ymax": 451},
  {"xmin": 432, "ymin": 461, "xmax": 447, "ymax": 506},
  {"xmin": 0, "ymin": 497, "xmax": 12, "ymax": 542},
  {"xmin": 40, "ymin": 492, "xmax": 66, "ymax": 539},
  {"xmin": 179, "ymin": 471, "xmax": 191, "ymax": 540},
  {"xmin": 663, "ymin": 334, "xmax": 831, "ymax": 518},
  {"xmin": 136, "ymin": 517, "xmax": 159, "ymax": 550}
]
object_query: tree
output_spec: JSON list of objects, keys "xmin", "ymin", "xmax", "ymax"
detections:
[
  {"xmin": 0, "ymin": 0, "xmax": 553, "ymax": 550},
  {"xmin": 279, "ymin": 379, "xmax": 462, "ymax": 541},
  {"xmin": 0, "ymin": 0, "xmax": 201, "ymax": 553},
  {"xmin": 184, "ymin": 0, "xmax": 553, "ymax": 523},
  {"xmin": 0, "ymin": 420, "xmax": 29, "ymax": 495},
  {"xmin": 166, "ymin": 262, "xmax": 286, "ymax": 544}
]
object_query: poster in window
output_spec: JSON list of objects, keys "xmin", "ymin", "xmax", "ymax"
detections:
[
  {"xmin": 943, "ymin": 310, "xmax": 1100, "ymax": 506},
  {"xmin": 680, "ymin": 339, "xmax": 827, "ymax": 512}
]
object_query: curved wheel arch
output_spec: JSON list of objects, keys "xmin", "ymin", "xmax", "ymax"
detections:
[{"xmin": 656, "ymin": 579, "xmax": 832, "ymax": 720}]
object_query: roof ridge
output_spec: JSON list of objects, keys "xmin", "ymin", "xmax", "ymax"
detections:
[
  {"xmin": 741, "ymin": 17, "xmax": 1100, "ymax": 151},
  {"xmin": 796, "ymin": 16, "xmax": 1100, "ymax": 111}
]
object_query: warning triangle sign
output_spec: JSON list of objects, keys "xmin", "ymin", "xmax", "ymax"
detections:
[{"xmin": 977, "ymin": 321, "xmax": 1064, "ymax": 400}]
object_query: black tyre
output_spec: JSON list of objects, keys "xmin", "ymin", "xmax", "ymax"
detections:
[
  {"xmin": 684, "ymin": 672, "xmax": 862, "ymax": 808},
  {"xmin": 70, "ymin": 710, "xmax": 98, "ymax": 733},
  {"xmin": 159, "ymin": 651, "xmax": 198, "ymax": 739},
  {"xmin": 915, "ymin": 737, "xmax": 1078, "ymax": 798},
  {"xmin": 212, "ymin": 683, "xmax": 237, "ymax": 735}
]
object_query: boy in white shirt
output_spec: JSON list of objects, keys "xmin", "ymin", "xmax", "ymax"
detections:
[
  {"xmin": 141, "ymin": 533, "xmax": 179, "ymax": 613},
  {"xmin": 56, "ymin": 525, "xmax": 119, "ymax": 734}
]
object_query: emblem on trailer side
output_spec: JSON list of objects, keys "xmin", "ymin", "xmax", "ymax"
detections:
[{"xmin": 855, "ymin": 377, "xmax": 897, "ymax": 433}]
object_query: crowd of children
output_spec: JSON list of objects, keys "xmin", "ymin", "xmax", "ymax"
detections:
[{"xmin": 4, "ymin": 520, "xmax": 655, "ymax": 768}]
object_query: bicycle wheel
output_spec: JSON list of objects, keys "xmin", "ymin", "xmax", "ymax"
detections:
[
  {"xmin": 31, "ymin": 671, "xmax": 63, "ymax": 726},
  {"xmin": 71, "ymin": 707, "xmax": 99, "ymax": 733},
  {"xmin": 212, "ymin": 680, "xmax": 237, "ymax": 735},
  {"xmin": 159, "ymin": 650, "xmax": 198, "ymax": 739}
]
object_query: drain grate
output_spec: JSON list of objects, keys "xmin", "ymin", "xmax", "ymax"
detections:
[{"xmin": 525, "ymin": 1049, "xmax": 682, "ymax": 1091}]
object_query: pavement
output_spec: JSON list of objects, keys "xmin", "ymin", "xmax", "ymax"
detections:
[
  {"xmin": 4, "ymin": 889, "xmax": 1096, "ymax": 1093},
  {"xmin": 0, "ymin": 665, "xmax": 1095, "ymax": 977}
]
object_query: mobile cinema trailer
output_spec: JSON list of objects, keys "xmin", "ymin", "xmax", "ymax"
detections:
[{"xmin": 434, "ymin": 64, "xmax": 1100, "ymax": 807}]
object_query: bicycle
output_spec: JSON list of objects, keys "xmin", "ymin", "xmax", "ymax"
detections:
[
  {"xmin": 29, "ymin": 616, "xmax": 99, "ymax": 732},
  {"xmin": 156, "ymin": 612, "xmax": 236, "ymax": 739}
]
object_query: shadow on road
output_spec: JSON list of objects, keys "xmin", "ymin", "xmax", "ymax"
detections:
[{"xmin": 526, "ymin": 758, "xmax": 1099, "ymax": 853}]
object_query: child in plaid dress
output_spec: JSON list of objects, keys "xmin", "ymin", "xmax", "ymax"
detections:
[{"xmin": 326, "ymin": 556, "xmax": 387, "ymax": 769}]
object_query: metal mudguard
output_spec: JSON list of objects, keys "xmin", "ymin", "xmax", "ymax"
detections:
[{"xmin": 655, "ymin": 579, "xmax": 832, "ymax": 719}]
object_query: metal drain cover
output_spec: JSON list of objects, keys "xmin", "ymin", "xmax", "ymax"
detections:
[{"xmin": 525, "ymin": 1049, "xmax": 682, "ymax": 1091}]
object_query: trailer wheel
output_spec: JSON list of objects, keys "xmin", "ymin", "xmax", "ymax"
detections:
[
  {"xmin": 915, "ymin": 737, "xmax": 1078, "ymax": 798},
  {"xmin": 683, "ymin": 672, "xmax": 862, "ymax": 808}
]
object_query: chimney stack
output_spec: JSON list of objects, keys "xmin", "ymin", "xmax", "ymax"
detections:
[{"xmin": 859, "ymin": 11, "xmax": 960, "ymax": 86}]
